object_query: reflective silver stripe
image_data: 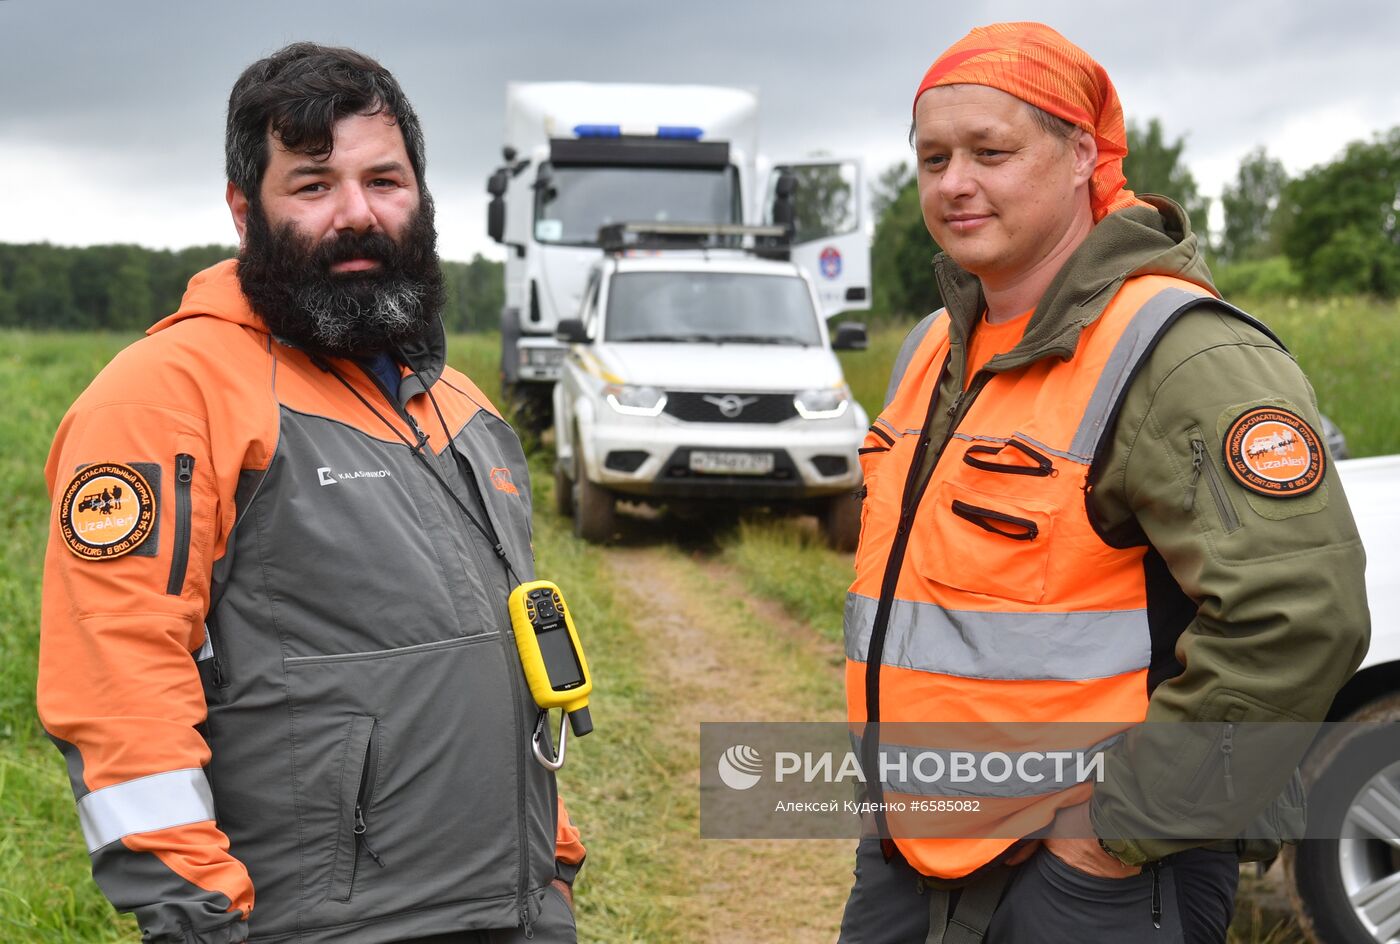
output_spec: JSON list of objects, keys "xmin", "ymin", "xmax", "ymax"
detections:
[
  {"xmin": 1068, "ymin": 287, "xmax": 1210, "ymax": 461},
  {"xmin": 857, "ymin": 733, "xmax": 1125, "ymax": 798},
  {"xmin": 884, "ymin": 310, "xmax": 944, "ymax": 408},
  {"xmin": 844, "ymin": 593, "xmax": 1150, "ymax": 681},
  {"xmin": 194, "ymin": 624, "xmax": 213, "ymax": 662},
  {"xmin": 77, "ymin": 768, "xmax": 215, "ymax": 853}
]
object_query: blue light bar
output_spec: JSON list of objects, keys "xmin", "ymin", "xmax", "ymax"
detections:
[
  {"xmin": 657, "ymin": 125, "xmax": 703, "ymax": 140},
  {"xmin": 573, "ymin": 124, "xmax": 621, "ymax": 138}
]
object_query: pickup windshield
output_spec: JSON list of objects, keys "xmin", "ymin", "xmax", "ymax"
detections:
[
  {"xmin": 605, "ymin": 271, "xmax": 821, "ymax": 346},
  {"xmin": 534, "ymin": 164, "xmax": 740, "ymax": 246}
]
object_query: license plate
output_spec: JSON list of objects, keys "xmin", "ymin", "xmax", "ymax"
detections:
[{"xmin": 689, "ymin": 451, "xmax": 774, "ymax": 476}]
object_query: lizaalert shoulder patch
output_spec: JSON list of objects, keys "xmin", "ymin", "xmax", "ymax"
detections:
[
  {"xmin": 59, "ymin": 462, "xmax": 157, "ymax": 560},
  {"xmin": 1223, "ymin": 406, "xmax": 1325, "ymax": 498}
]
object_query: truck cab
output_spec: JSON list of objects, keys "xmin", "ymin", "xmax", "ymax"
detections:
[{"xmin": 486, "ymin": 82, "xmax": 870, "ymax": 428}]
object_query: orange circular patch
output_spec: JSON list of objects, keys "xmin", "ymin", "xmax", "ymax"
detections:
[
  {"xmin": 59, "ymin": 463, "xmax": 156, "ymax": 559},
  {"xmin": 1223, "ymin": 408, "xmax": 1325, "ymax": 497}
]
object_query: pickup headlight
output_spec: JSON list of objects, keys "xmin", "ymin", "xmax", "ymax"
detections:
[
  {"xmin": 604, "ymin": 384, "xmax": 668, "ymax": 417},
  {"xmin": 794, "ymin": 386, "xmax": 850, "ymax": 420}
]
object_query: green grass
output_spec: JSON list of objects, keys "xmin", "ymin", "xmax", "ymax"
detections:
[
  {"xmin": 719, "ymin": 517, "xmax": 852, "ymax": 646},
  {"xmin": 0, "ymin": 331, "xmax": 140, "ymax": 942}
]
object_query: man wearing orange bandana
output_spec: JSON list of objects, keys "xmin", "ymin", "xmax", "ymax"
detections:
[{"xmin": 839, "ymin": 22, "xmax": 1369, "ymax": 943}]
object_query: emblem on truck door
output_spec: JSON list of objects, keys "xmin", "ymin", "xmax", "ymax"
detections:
[{"xmin": 702, "ymin": 394, "xmax": 760, "ymax": 418}]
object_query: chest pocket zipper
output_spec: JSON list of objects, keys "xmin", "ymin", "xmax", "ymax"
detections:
[
  {"xmin": 1185, "ymin": 430, "xmax": 1241, "ymax": 533},
  {"xmin": 166, "ymin": 454, "xmax": 195, "ymax": 595}
]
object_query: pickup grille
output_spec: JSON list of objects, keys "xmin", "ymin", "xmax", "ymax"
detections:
[{"xmin": 663, "ymin": 392, "xmax": 797, "ymax": 424}]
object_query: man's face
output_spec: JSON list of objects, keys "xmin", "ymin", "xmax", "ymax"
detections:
[
  {"xmin": 912, "ymin": 85, "xmax": 1096, "ymax": 289},
  {"xmin": 227, "ymin": 112, "xmax": 443, "ymax": 359}
]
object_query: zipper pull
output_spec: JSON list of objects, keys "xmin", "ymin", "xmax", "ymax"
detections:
[
  {"xmin": 1222, "ymin": 723, "xmax": 1236, "ymax": 801},
  {"xmin": 176, "ymin": 454, "xmax": 194, "ymax": 483},
  {"xmin": 353, "ymin": 804, "xmax": 386, "ymax": 868},
  {"xmin": 1184, "ymin": 440, "xmax": 1205, "ymax": 512},
  {"xmin": 211, "ymin": 656, "xmax": 227, "ymax": 688},
  {"xmin": 1149, "ymin": 861, "xmax": 1162, "ymax": 929},
  {"xmin": 406, "ymin": 415, "xmax": 430, "ymax": 454},
  {"xmin": 521, "ymin": 902, "xmax": 535, "ymax": 940}
]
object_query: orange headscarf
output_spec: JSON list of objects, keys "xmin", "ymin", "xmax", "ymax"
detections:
[{"xmin": 913, "ymin": 22, "xmax": 1148, "ymax": 222}]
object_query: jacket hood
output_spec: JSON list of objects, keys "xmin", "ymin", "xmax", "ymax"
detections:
[
  {"xmin": 148, "ymin": 258, "xmax": 448, "ymax": 400},
  {"xmin": 935, "ymin": 195, "xmax": 1217, "ymax": 372}
]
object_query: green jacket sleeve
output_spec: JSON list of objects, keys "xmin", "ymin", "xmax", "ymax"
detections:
[{"xmin": 1086, "ymin": 305, "xmax": 1370, "ymax": 864}]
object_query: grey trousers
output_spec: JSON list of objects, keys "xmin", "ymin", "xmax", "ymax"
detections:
[{"xmin": 838, "ymin": 838, "xmax": 1238, "ymax": 944}]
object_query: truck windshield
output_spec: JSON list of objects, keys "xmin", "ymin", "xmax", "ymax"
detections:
[
  {"xmin": 605, "ymin": 272, "xmax": 821, "ymax": 346},
  {"xmin": 534, "ymin": 164, "xmax": 739, "ymax": 246}
]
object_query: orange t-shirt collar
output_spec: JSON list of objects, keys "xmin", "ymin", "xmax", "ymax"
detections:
[{"xmin": 913, "ymin": 21, "xmax": 1149, "ymax": 222}]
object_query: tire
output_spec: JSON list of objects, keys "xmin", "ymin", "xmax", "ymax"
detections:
[
  {"xmin": 1285, "ymin": 693, "xmax": 1400, "ymax": 944},
  {"xmin": 572, "ymin": 431, "xmax": 615, "ymax": 544},
  {"xmin": 820, "ymin": 491, "xmax": 861, "ymax": 552},
  {"xmin": 554, "ymin": 459, "xmax": 574, "ymax": 518}
]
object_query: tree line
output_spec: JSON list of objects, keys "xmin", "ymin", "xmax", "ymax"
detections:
[
  {"xmin": 872, "ymin": 120, "xmax": 1400, "ymax": 317},
  {"xmin": 0, "ymin": 243, "xmax": 504, "ymax": 334}
]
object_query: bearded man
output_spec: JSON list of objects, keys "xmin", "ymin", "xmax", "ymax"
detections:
[
  {"xmin": 839, "ymin": 23, "xmax": 1368, "ymax": 943},
  {"xmin": 39, "ymin": 43, "xmax": 584, "ymax": 944}
]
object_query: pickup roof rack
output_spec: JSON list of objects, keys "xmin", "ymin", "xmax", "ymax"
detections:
[{"xmin": 597, "ymin": 222, "xmax": 791, "ymax": 260}]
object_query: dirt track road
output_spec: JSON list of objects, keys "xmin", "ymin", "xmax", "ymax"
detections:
[{"xmin": 602, "ymin": 544, "xmax": 854, "ymax": 943}]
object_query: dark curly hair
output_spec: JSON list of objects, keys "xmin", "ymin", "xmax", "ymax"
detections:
[{"xmin": 225, "ymin": 42, "xmax": 427, "ymax": 203}]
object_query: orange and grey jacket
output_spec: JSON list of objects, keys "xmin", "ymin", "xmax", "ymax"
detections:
[
  {"xmin": 39, "ymin": 260, "xmax": 585, "ymax": 943},
  {"xmin": 847, "ymin": 198, "xmax": 1369, "ymax": 879}
]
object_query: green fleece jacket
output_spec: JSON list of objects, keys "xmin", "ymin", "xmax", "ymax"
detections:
[{"xmin": 908, "ymin": 196, "xmax": 1371, "ymax": 864}]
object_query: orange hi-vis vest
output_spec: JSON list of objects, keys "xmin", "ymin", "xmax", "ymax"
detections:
[{"xmin": 846, "ymin": 275, "xmax": 1250, "ymax": 881}]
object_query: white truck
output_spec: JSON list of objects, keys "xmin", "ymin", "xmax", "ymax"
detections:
[{"xmin": 486, "ymin": 82, "xmax": 871, "ymax": 428}]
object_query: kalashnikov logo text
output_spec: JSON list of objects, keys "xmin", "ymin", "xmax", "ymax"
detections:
[{"xmin": 318, "ymin": 466, "xmax": 392, "ymax": 487}]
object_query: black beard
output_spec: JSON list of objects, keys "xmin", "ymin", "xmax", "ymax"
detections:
[{"xmin": 236, "ymin": 195, "xmax": 445, "ymax": 360}]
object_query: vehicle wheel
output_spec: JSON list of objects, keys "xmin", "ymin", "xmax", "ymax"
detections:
[
  {"xmin": 504, "ymin": 382, "xmax": 553, "ymax": 436},
  {"xmin": 554, "ymin": 460, "xmax": 574, "ymax": 518},
  {"xmin": 820, "ymin": 491, "xmax": 861, "ymax": 552},
  {"xmin": 1286, "ymin": 693, "xmax": 1400, "ymax": 943},
  {"xmin": 572, "ymin": 431, "xmax": 615, "ymax": 544}
]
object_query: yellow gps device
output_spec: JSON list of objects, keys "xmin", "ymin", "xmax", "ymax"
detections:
[{"xmin": 508, "ymin": 580, "xmax": 593, "ymax": 739}]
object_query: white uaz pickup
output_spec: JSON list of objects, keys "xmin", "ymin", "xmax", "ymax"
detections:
[{"xmin": 551, "ymin": 224, "xmax": 867, "ymax": 546}]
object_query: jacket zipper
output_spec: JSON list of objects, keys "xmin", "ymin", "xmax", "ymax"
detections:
[
  {"xmin": 353, "ymin": 724, "xmax": 386, "ymax": 870},
  {"xmin": 360, "ymin": 364, "xmax": 533, "ymax": 935},
  {"xmin": 1148, "ymin": 861, "xmax": 1162, "ymax": 928},
  {"xmin": 1184, "ymin": 433, "xmax": 1241, "ymax": 532},
  {"xmin": 341, "ymin": 720, "xmax": 385, "ymax": 900},
  {"xmin": 166, "ymin": 454, "xmax": 195, "ymax": 595},
  {"xmin": 862, "ymin": 359, "xmax": 990, "ymax": 833}
]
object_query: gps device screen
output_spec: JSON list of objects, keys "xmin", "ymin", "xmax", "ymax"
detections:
[{"xmin": 536, "ymin": 624, "xmax": 585, "ymax": 689}]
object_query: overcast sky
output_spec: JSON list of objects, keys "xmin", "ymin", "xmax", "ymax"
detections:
[{"xmin": 4, "ymin": 0, "xmax": 1399, "ymax": 263}]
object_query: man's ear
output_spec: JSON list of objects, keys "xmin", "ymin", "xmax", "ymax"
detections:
[
  {"xmin": 1071, "ymin": 129, "xmax": 1098, "ymax": 188},
  {"xmin": 227, "ymin": 182, "xmax": 250, "ymax": 248}
]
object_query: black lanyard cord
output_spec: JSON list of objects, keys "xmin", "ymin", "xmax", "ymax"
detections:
[{"xmin": 314, "ymin": 354, "xmax": 522, "ymax": 586}]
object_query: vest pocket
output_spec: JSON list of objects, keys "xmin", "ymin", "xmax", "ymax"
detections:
[
  {"xmin": 913, "ymin": 480, "xmax": 1056, "ymax": 604},
  {"xmin": 330, "ymin": 715, "xmax": 380, "ymax": 901}
]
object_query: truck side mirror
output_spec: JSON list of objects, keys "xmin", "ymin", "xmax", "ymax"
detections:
[
  {"xmin": 487, "ymin": 168, "xmax": 509, "ymax": 244},
  {"xmin": 487, "ymin": 197, "xmax": 506, "ymax": 244},
  {"xmin": 555, "ymin": 319, "xmax": 590, "ymax": 344},
  {"xmin": 772, "ymin": 171, "xmax": 798, "ymax": 236},
  {"xmin": 831, "ymin": 322, "xmax": 868, "ymax": 351}
]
